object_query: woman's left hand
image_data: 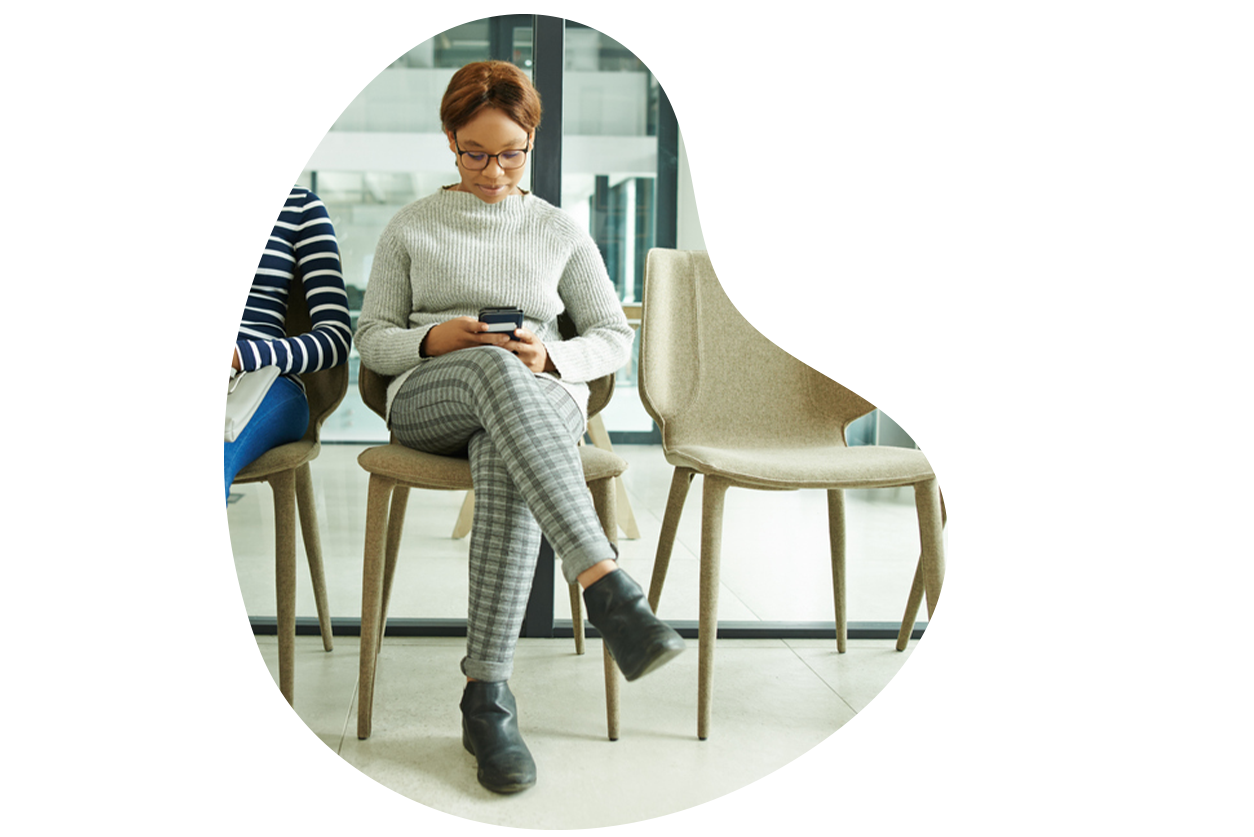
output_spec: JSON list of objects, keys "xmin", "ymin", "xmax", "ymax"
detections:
[{"xmin": 506, "ymin": 329, "xmax": 557, "ymax": 374}]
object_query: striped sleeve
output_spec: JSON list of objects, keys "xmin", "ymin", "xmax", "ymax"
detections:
[{"xmin": 235, "ymin": 188, "xmax": 352, "ymax": 375}]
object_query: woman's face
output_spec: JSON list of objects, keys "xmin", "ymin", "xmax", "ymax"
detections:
[{"xmin": 447, "ymin": 107, "xmax": 534, "ymax": 204}]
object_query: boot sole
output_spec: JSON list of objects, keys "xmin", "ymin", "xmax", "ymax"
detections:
[{"xmin": 618, "ymin": 637, "xmax": 685, "ymax": 682}]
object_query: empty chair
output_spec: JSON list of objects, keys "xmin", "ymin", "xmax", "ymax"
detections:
[{"xmin": 638, "ymin": 248, "xmax": 945, "ymax": 740}]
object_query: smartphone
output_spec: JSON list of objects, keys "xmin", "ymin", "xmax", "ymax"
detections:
[{"xmin": 479, "ymin": 306, "xmax": 524, "ymax": 339}]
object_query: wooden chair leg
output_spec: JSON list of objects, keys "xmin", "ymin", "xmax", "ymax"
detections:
[
  {"xmin": 648, "ymin": 468, "xmax": 695, "ymax": 614},
  {"xmin": 452, "ymin": 489, "xmax": 474, "ymax": 539},
  {"xmin": 270, "ymin": 469, "xmax": 297, "ymax": 705},
  {"xmin": 613, "ymin": 477, "xmax": 641, "ymax": 540},
  {"xmin": 569, "ymin": 582, "xmax": 585, "ymax": 656},
  {"xmin": 827, "ymin": 488, "xmax": 847, "ymax": 653},
  {"xmin": 589, "ymin": 476, "xmax": 621, "ymax": 740},
  {"xmin": 698, "ymin": 475, "xmax": 729, "ymax": 741},
  {"xmin": 915, "ymin": 478, "xmax": 945, "ymax": 619},
  {"xmin": 902, "ymin": 474, "xmax": 948, "ymax": 652},
  {"xmin": 295, "ymin": 462, "xmax": 333, "ymax": 652},
  {"xmin": 896, "ymin": 556, "xmax": 926, "ymax": 651},
  {"xmin": 380, "ymin": 486, "xmax": 410, "ymax": 642},
  {"xmin": 358, "ymin": 475, "xmax": 394, "ymax": 740},
  {"xmin": 603, "ymin": 639, "xmax": 621, "ymax": 741}
]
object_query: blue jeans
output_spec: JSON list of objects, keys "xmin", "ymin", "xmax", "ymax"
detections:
[
  {"xmin": 224, "ymin": 375, "xmax": 309, "ymax": 505},
  {"xmin": 224, "ymin": 376, "xmax": 307, "ymax": 742}
]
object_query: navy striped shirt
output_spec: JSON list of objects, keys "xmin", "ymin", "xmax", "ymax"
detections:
[{"xmin": 235, "ymin": 187, "xmax": 352, "ymax": 383}]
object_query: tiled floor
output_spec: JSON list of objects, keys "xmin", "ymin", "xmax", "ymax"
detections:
[{"xmin": 230, "ymin": 441, "xmax": 938, "ymax": 827}]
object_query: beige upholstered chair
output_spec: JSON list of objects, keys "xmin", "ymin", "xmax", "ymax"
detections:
[
  {"xmin": 639, "ymin": 249, "xmax": 945, "ymax": 740},
  {"xmin": 231, "ymin": 277, "xmax": 347, "ymax": 705},
  {"xmin": 353, "ymin": 328, "xmax": 626, "ymax": 742}
]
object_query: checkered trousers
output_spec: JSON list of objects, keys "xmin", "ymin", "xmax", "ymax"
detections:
[{"xmin": 389, "ymin": 346, "xmax": 616, "ymax": 682}]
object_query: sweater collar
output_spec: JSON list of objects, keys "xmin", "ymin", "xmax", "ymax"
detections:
[{"xmin": 440, "ymin": 185, "xmax": 529, "ymax": 215}]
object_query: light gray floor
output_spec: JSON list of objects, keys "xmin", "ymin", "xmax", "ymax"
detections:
[{"xmin": 225, "ymin": 441, "xmax": 1254, "ymax": 828}]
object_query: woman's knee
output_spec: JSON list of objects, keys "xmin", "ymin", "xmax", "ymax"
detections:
[{"xmin": 461, "ymin": 345, "xmax": 534, "ymax": 390}]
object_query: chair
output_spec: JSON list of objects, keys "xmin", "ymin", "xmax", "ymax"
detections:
[
  {"xmin": 231, "ymin": 276, "xmax": 348, "ymax": 705},
  {"xmin": 354, "ymin": 325, "xmax": 627, "ymax": 742},
  {"xmin": 639, "ymin": 249, "xmax": 945, "ymax": 740}
]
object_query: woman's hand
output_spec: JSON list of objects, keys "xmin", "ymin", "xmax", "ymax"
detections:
[
  {"xmin": 422, "ymin": 316, "xmax": 512, "ymax": 357},
  {"xmin": 506, "ymin": 328, "xmax": 557, "ymax": 374}
]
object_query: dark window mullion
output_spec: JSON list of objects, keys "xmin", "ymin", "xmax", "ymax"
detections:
[{"xmin": 530, "ymin": 15, "xmax": 564, "ymax": 206}]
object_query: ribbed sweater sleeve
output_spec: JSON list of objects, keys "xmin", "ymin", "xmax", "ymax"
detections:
[
  {"xmin": 355, "ymin": 189, "xmax": 633, "ymax": 417},
  {"xmin": 235, "ymin": 188, "xmax": 352, "ymax": 376},
  {"xmin": 546, "ymin": 225, "xmax": 635, "ymax": 385},
  {"xmin": 354, "ymin": 211, "xmax": 429, "ymax": 377}
]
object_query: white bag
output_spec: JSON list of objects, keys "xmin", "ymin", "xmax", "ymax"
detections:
[{"xmin": 225, "ymin": 366, "xmax": 281, "ymax": 442}]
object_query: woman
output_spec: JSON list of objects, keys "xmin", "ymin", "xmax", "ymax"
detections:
[
  {"xmin": 355, "ymin": 61, "xmax": 684, "ymax": 794},
  {"xmin": 225, "ymin": 186, "xmax": 352, "ymax": 504}
]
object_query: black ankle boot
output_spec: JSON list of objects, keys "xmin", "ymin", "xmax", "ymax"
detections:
[
  {"xmin": 460, "ymin": 680, "xmax": 536, "ymax": 794},
  {"xmin": 583, "ymin": 569, "xmax": 685, "ymax": 681}
]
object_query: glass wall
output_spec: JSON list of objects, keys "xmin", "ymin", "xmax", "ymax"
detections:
[{"xmin": 298, "ymin": 20, "xmax": 493, "ymax": 442}]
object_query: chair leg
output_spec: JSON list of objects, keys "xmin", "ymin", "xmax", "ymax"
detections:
[
  {"xmin": 897, "ymin": 474, "xmax": 943, "ymax": 652},
  {"xmin": 914, "ymin": 478, "xmax": 946, "ymax": 619},
  {"xmin": 452, "ymin": 489, "xmax": 474, "ymax": 539},
  {"xmin": 648, "ymin": 468, "xmax": 695, "ymax": 614},
  {"xmin": 569, "ymin": 582, "xmax": 585, "ymax": 656},
  {"xmin": 358, "ymin": 475, "xmax": 395, "ymax": 740},
  {"xmin": 603, "ymin": 638, "xmax": 621, "ymax": 741},
  {"xmin": 589, "ymin": 476, "xmax": 621, "ymax": 740},
  {"xmin": 270, "ymin": 470, "xmax": 297, "ymax": 705},
  {"xmin": 896, "ymin": 556, "xmax": 926, "ymax": 651},
  {"xmin": 295, "ymin": 463, "xmax": 333, "ymax": 652},
  {"xmin": 698, "ymin": 475, "xmax": 729, "ymax": 741},
  {"xmin": 379, "ymin": 486, "xmax": 410, "ymax": 642},
  {"xmin": 826, "ymin": 488, "xmax": 847, "ymax": 654}
]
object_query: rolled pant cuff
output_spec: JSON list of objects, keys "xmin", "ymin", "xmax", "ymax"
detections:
[
  {"xmin": 558, "ymin": 541, "xmax": 619, "ymax": 585},
  {"xmin": 462, "ymin": 656, "xmax": 512, "ymax": 683}
]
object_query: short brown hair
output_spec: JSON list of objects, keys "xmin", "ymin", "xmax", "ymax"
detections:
[{"xmin": 440, "ymin": 61, "xmax": 543, "ymax": 135}]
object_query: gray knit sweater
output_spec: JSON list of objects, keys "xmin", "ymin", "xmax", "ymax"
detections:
[{"xmin": 355, "ymin": 188, "xmax": 634, "ymax": 421}]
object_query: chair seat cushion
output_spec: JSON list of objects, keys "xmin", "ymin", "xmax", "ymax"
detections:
[
  {"xmin": 357, "ymin": 442, "xmax": 628, "ymax": 489},
  {"xmin": 577, "ymin": 444, "xmax": 629, "ymax": 481},
  {"xmin": 665, "ymin": 443, "xmax": 934, "ymax": 490},
  {"xmin": 234, "ymin": 440, "xmax": 319, "ymax": 483},
  {"xmin": 358, "ymin": 445, "xmax": 474, "ymax": 489}
]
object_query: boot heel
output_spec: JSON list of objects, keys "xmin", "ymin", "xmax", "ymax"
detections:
[{"xmin": 583, "ymin": 569, "xmax": 685, "ymax": 682}]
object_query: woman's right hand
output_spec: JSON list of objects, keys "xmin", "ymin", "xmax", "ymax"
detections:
[{"xmin": 421, "ymin": 316, "xmax": 513, "ymax": 358}]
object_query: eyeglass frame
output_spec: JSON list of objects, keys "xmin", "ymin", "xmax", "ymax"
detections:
[{"xmin": 452, "ymin": 132, "xmax": 532, "ymax": 171}]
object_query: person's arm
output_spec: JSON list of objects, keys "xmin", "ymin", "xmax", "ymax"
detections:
[
  {"xmin": 235, "ymin": 191, "xmax": 352, "ymax": 373},
  {"xmin": 541, "ymin": 232, "xmax": 634, "ymax": 383},
  {"xmin": 354, "ymin": 216, "xmax": 433, "ymax": 376}
]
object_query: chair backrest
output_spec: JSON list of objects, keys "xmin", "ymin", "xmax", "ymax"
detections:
[
  {"xmin": 638, "ymin": 249, "xmax": 874, "ymax": 451},
  {"xmin": 358, "ymin": 312, "xmax": 616, "ymax": 423},
  {"xmin": 286, "ymin": 275, "xmax": 349, "ymax": 442}
]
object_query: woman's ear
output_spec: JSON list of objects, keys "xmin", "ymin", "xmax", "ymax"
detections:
[{"xmin": 447, "ymin": 131, "xmax": 458, "ymax": 153}]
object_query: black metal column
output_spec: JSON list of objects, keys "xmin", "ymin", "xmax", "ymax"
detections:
[
  {"xmin": 518, "ymin": 15, "xmax": 566, "ymax": 639},
  {"xmin": 530, "ymin": 15, "xmax": 564, "ymax": 207},
  {"xmin": 489, "ymin": 14, "xmax": 532, "ymax": 64}
]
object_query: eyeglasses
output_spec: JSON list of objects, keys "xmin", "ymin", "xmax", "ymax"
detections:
[{"xmin": 454, "ymin": 133, "xmax": 530, "ymax": 171}]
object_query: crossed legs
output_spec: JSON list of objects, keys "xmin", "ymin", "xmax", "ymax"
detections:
[{"xmin": 389, "ymin": 346, "xmax": 617, "ymax": 681}]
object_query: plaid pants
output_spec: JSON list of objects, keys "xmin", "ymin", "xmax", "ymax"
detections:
[{"xmin": 390, "ymin": 346, "xmax": 616, "ymax": 682}]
